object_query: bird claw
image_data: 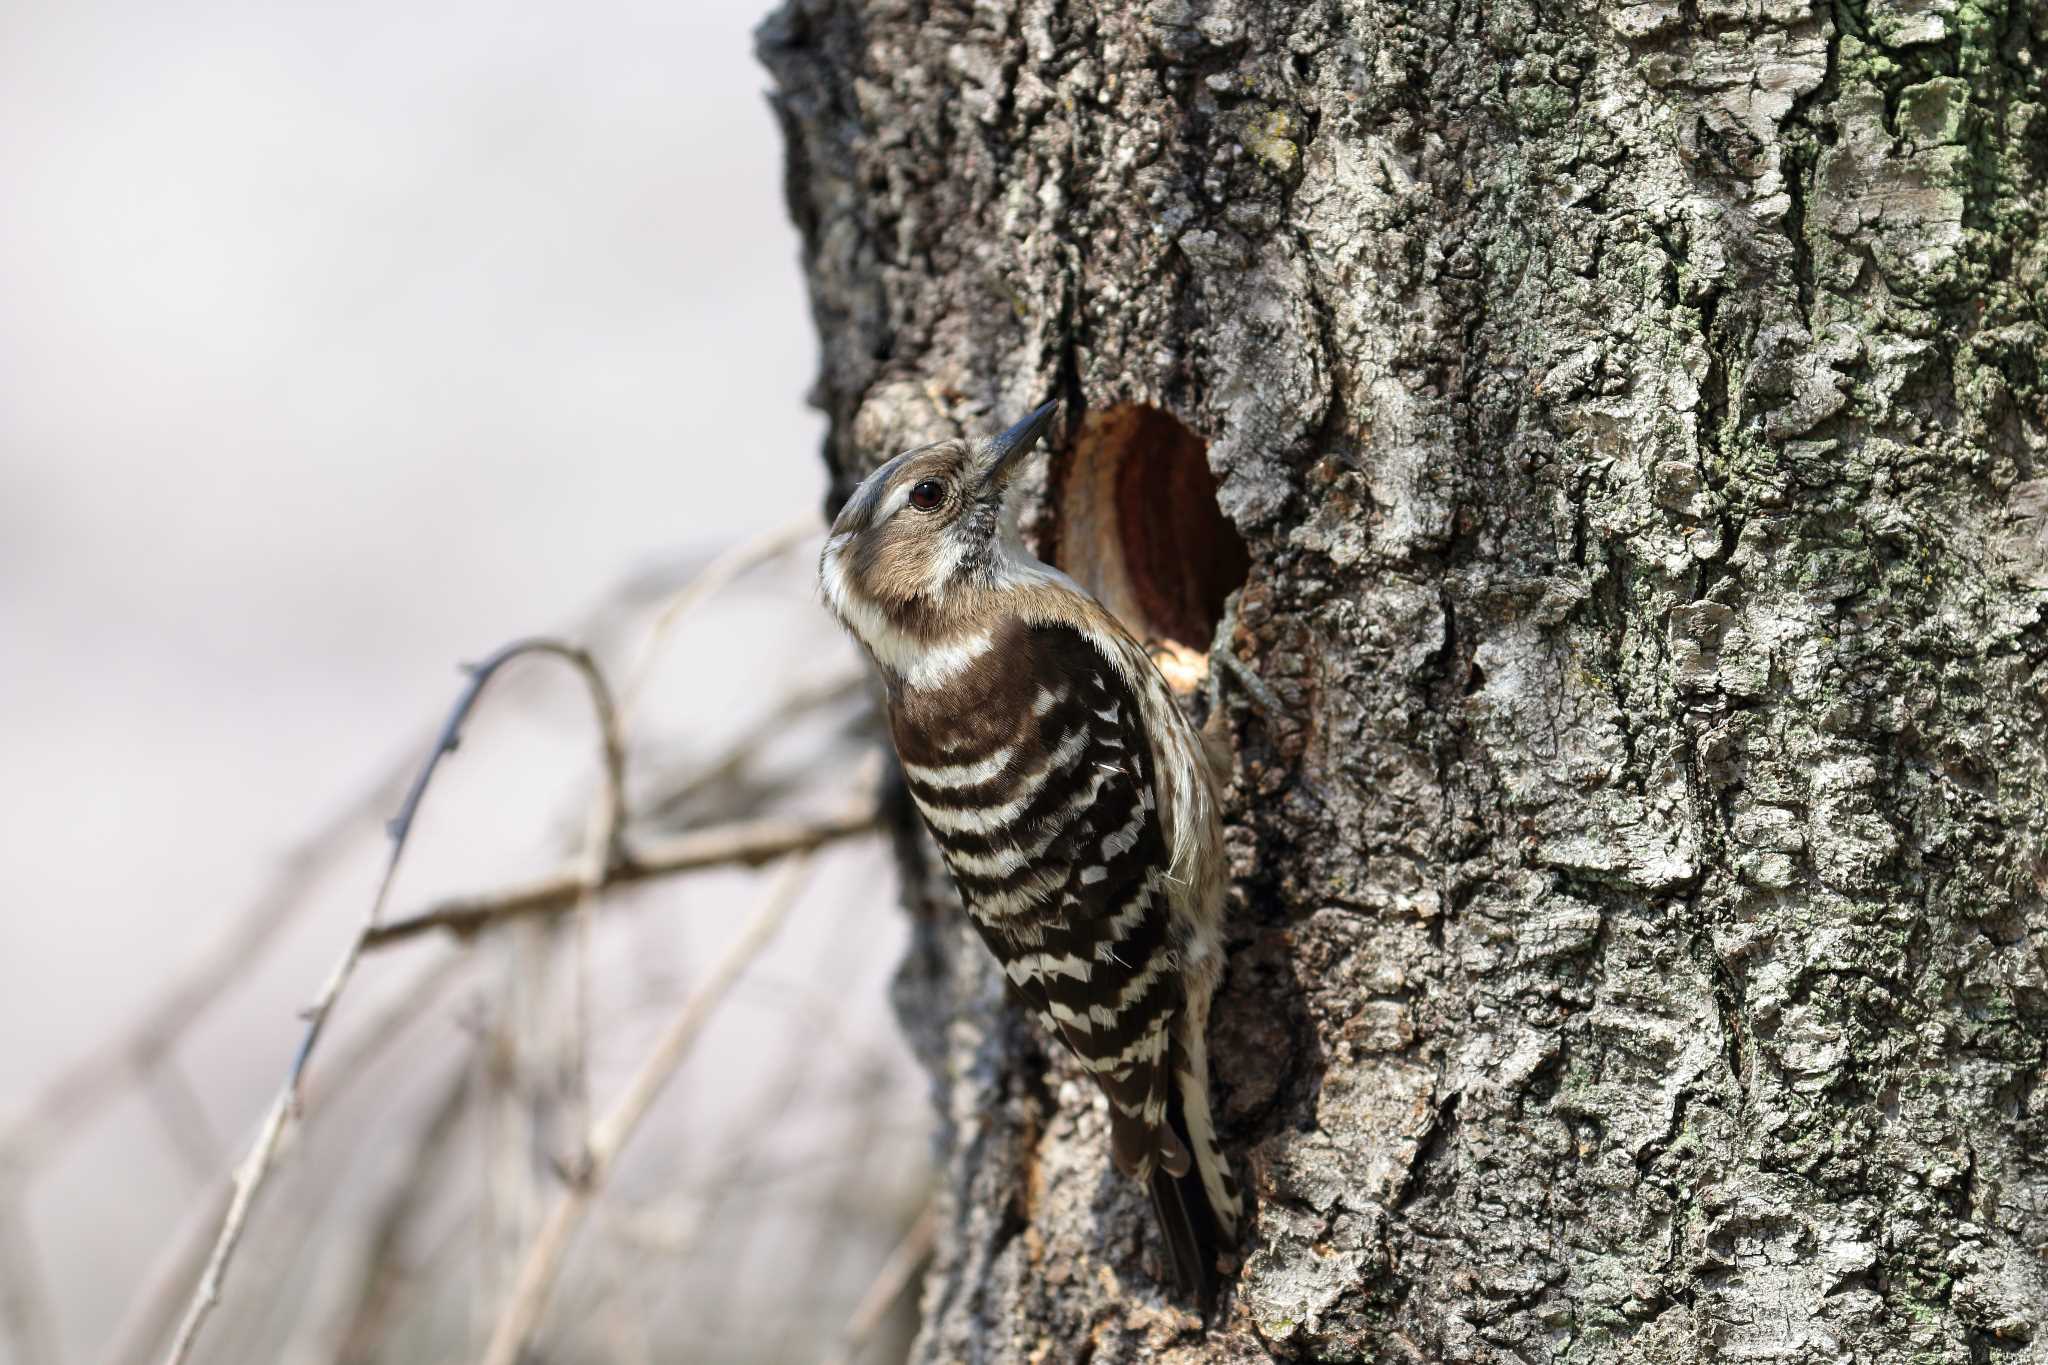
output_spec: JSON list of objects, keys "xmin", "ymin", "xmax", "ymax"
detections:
[{"xmin": 1205, "ymin": 591, "xmax": 1284, "ymax": 720}]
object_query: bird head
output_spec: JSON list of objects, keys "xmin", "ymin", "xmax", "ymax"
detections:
[{"xmin": 819, "ymin": 401, "xmax": 1058, "ymax": 657}]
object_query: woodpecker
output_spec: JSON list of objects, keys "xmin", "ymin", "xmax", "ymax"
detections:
[{"xmin": 819, "ymin": 400, "xmax": 1243, "ymax": 1309}]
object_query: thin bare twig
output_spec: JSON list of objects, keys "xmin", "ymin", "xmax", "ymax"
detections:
[
  {"xmin": 588, "ymin": 884, "xmax": 900, "ymax": 1316},
  {"xmin": 477, "ymin": 854, "xmax": 819, "ymax": 1365},
  {"xmin": 820, "ymin": 1199, "xmax": 939, "ymax": 1365},
  {"xmin": 528, "ymin": 516, "xmax": 822, "ymax": 1362},
  {"xmin": 2, "ymin": 785, "xmax": 389, "ymax": 1365},
  {"xmin": 160, "ymin": 640, "xmax": 621, "ymax": 1365},
  {"xmin": 361, "ymin": 799, "xmax": 879, "ymax": 950},
  {"xmin": 593, "ymin": 904, "xmax": 885, "ymax": 1265},
  {"xmin": 291, "ymin": 640, "xmax": 621, "ymax": 1101},
  {"xmin": 602, "ymin": 1114, "xmax": 928, "ymax": 1259}
]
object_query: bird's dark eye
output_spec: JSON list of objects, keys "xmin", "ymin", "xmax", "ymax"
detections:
[{"xmin": 907, "ymin": 479, "xmax": 946, "ymax": 511}]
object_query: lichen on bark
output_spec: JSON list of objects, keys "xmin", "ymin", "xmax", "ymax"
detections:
[{"xmin": 761, "ymin": 0, "xmax": 2048, "ymax": 1359}]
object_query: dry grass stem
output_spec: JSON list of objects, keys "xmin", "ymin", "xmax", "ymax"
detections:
[
  {"xmin": 821, "ymin": 1199, "xmax": 939, "ymax": 1365},
  {"xmin": 477, "ymin": 853, "xmax": 820, "ymax": 1365}
]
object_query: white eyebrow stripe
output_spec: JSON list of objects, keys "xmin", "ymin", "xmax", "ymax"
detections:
[{"xmin": 876, "ymin": 478, "xmax": 917, "ymax": 521}]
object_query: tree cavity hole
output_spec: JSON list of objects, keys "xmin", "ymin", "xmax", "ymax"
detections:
[{"xmin": 1052, "ymin": 404, "xmax": 1249, "ymax": 657}]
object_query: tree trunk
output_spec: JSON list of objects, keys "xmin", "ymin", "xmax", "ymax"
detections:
[{"xmin": 759, "ymin": 0, "xmax": 2048, "ymax": 1360}]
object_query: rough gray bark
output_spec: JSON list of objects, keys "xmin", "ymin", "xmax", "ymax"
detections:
[{"xmin": 760, "ymin": 0, "xmax": 2048, "ymax": 1360}]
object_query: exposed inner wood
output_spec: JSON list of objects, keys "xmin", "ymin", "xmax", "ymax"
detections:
[{"xmin": 1052, "ymin": 404, "xmax": 1248, "ymax": 668}]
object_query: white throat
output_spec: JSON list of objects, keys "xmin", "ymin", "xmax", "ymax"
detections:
[{"xmin": 821, "ymin": 534, "xmax": 994, "ymax": 692}]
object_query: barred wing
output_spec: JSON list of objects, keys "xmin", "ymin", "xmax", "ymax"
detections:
[{"xmin": 897, "ymin": 623, "xmax": 1192, "ymax": 1181}]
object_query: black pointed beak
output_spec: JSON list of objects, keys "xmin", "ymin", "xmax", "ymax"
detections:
[{"xmin": 979, "ymin": 399, "xmax": 1059, "ymax": 492}]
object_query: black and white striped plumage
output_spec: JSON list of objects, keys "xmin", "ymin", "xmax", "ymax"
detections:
[{"xmin": 818, "ymin": 402, "xmax": 1242, "ymax": 1307}]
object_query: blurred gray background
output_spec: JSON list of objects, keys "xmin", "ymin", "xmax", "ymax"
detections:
[{"xmin": 0, "ymin": 1, "xmax": 928, "ymax": 1360}]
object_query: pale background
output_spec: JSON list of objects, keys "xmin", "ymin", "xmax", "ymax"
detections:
[{"xmin": 0, "ymin": 0, "xmax": 926, "ymax": 1360}]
